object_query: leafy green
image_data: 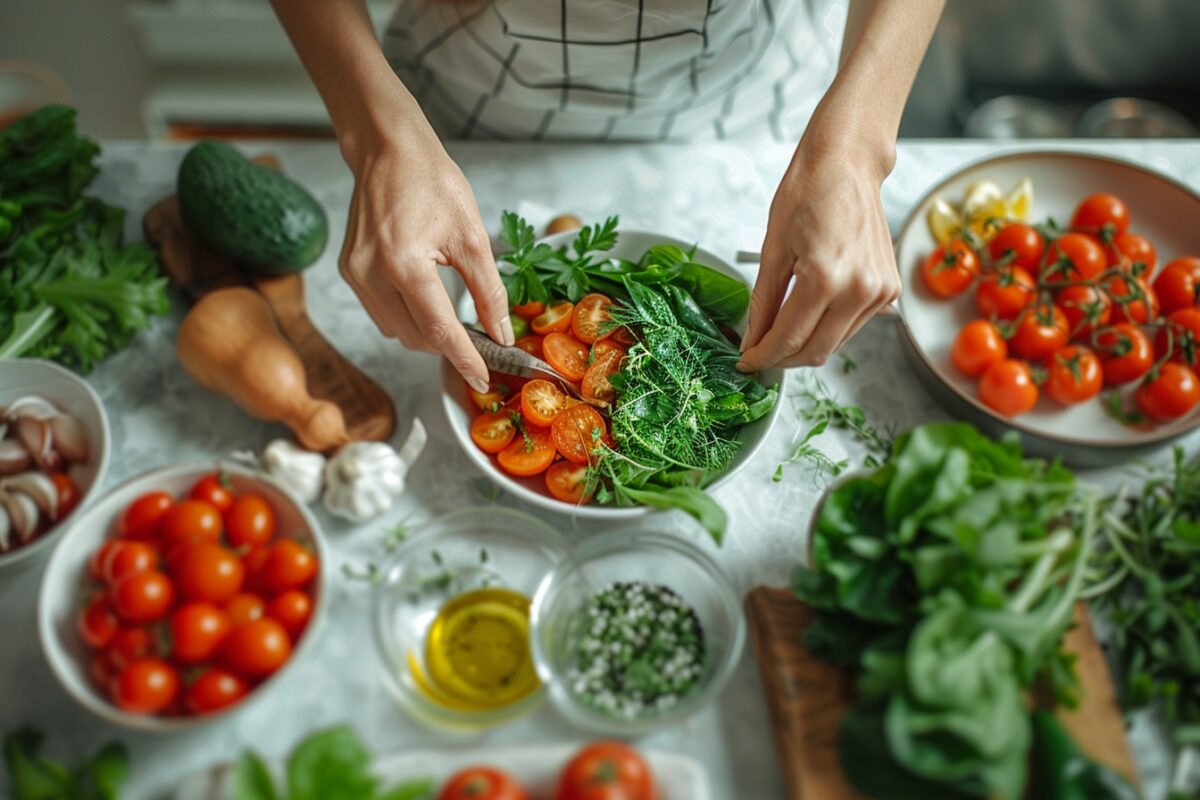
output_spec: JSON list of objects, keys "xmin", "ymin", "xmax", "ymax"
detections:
[
  {"xmin": 0, "ymin": 106, "xmax": 168, "ymax": 372},
  {"xmin": 774, "ymin": 372, "xmax": 892, "ymax": 482},
  {"xmin": 3, "ymin": 727, "xmax": 129, "ymax": 800},
  {"xmin": 1027, "ymin": 710, "xmax": 1139, "ymax": 800}
]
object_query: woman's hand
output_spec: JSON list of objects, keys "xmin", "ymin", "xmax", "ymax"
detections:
[
  {"xmin": 738, "ymin": 134, "xmax": 901, "ymax": 372},
  {"xmin": 340, "ymin": 127, "xmax": 513, "ymax": 393}
]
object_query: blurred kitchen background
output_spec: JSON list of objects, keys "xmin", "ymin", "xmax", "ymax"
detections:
[{"xmin": 2, "ymin": 0, "xmax": 1198, "ymax": 140}]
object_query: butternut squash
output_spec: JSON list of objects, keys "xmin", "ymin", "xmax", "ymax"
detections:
[{"xmin": 177, "ymin": 287, "xmax": 349, "ymax": 452}]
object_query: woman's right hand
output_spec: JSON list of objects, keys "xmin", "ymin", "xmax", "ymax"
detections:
[{"xmin": 339, "ymin": 125, "xmax": 513, "ymax": 393}]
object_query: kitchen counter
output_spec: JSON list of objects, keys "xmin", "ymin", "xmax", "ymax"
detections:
[{"xmin": 4, "ymin": 138, "xmax": 1200, "ymax": 799}]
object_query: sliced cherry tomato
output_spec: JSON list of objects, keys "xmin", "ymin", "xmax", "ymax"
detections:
[
  {"xmin": 988, "ymin": 223, "xmax": 1045, "ymax": 271},
  {"xmin": 610, "ymin": 326, "xmax": 636, "ymax": 346},
  {"xmin": 169, "ymin": 602, "xmax": 232, "ymax": 664},
  {"xmin": 1105, "ymin": 275, "xmax": 1159, "ymax": 325},
  {"xmin": 78, "ymin": 595, "xmax": 119, "ymax": 648},
  {"xmin": 1154, "ymin": 256, "xmax": 1200, "ymax": 315},
  {"xmin": 975, "ymin": 266, "xmax": 1035, "ymax": 320},
  {"xmin": 189, "ymin": 473, "xmax": 235, "ymax": 513},
  {"xmin": 496, "ymin": 424, "xmax": 557, "ymax": 477},
  {"xmin": 220, "ymin": 618, "xmax": 292, "ymax": 678},
  {"xmin": 1010, "ymin": 304, "xmax": 1069, "ymax": 362},
  {"xmin": 921, "ymin": 240, "xmax": 979, "ymax": 298},
  {"xmin": 979, "ymin": 359, "xmax": 1038, "ymax": 417},
  {"xmin": 174, "ymin": 543, "xmax": 245, "ymax": 604},
  {"xmin": 515, "ymin": 335, "xmax": 545, "ymax": 359},
  {"xmin": 107, "ymin": 627, "xmax": 157, "ymax": 670},
  {"xmin": 1056, "ymin": 284, "xmax": 1112, "ymax": 340},
  {"xmin": 49, "ymin": 472, "xmax": 80, "ymax": 520},
  {"xmin": 224, "ymin": 592, "xmax": 266, "ymax": 626},
  {"xmin": 470, "ymin": 410, "xmax": 517, "ymax": 454},
  {"xmin": 545, "ymin": 461, "xmax": 593, "ymax": 505},
  {"xmin": 1137, "ymin": 363, "xmax": 1200, "ymax": 422},
  {"xmin": 439, "ymin": 767, "xmax": 528, "ymax": 800},
  {"xmin": 100, "ymin": 540, "xmax": 158, "ymax": 586},
  {"xmin": 1110, "ymin": 231, "xmax": 1157, "ymax": 274},
  {"xmin": 226, "ymin": 493, "xmax": 276, "ymax": 549},
  {"xmin": 1155, "ymin": 307, "xmax": 1200, "ymax": 366},
  {"xmin": 521, "ymin": 379, "xmax": 570, "ymax": 426},
  {"xmin": 571, "ymin": 293, "xmax": 615, "ymax": 343},
  {"xmin": 1045, "ymin": 346, "xmax": 1103, "ymax": 406},
  {"xmin": 531, "ymin": 301, "xmax": 574, "ymax": 335},
  {"xmin": 111, "ymin": 658, "xmax": 179, "ymax": 714},
  {"xmin": 467, "ymin": 378, "xmax": 513, "ymax": 412},
  {"xmin": 592, "ymin": 339, "xmax": 627, "ymax": 360},
  {"xmin": 261, "ymin": 540, "xmax": 318, "ymax": 594},
  {"xmin": 1071, "ymin": 192, "xmax": 1130, "ymax": 239},
  {"xmin": 119, "ymin": 492, "xmax": 173, "ymax": 539},
  {"xmin": 552, "ymin": 404, "xmax": 607, "ymax": 464},
  {"xmin": 581, "ymin": 349, "xmax": 623, "ymax": 406},
  {"xmin": 110, "ymin": 570, "xmax": 174, "ymax": 624},
  {"xmin": 511, "ymin": 300, "xmax": 545, "ymax": 321},
  {"xmin": 950, "ymin": 319, "xmax": 1006, "ymax": 378},
  {"xmin": 1096, "ymin": 324, "xmax": 1154, "ymax": 386},
  {"xmin": 267, "ymin": 589, "xmax": 313, "ymax": 638},
  {"xmin": 159, "ymin": 499, "xmax": 223, "ymax": 548},
  {"xmin": 1043, "ymin": 233, "xmax": 1107, "ymax": 284},
  {"xmin": 185, "ymin": 667, "xmax": 249, "ymax": 714},
  {"xmin": 543, "ymin": 332, "xmax": 590, "ymax": 382}
]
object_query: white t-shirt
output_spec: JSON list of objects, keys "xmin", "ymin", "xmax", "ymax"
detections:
[{"xmin": 382, "ymin": 0, "xmax": 847, "ymax": 142}]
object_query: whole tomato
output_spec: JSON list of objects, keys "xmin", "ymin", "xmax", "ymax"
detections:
[
  {"xmin": 261, "ymin": 540, "xmax": 317, "ymax": 594},
  {"xmin": 169, "ymin": 602, "xmax": 232, "ymax": 664},
  {"xmin": 1071, "ymin": 192, "xmax": 1130, "ymax": 237},
  {"xmin": 1044, "ymin": 346, "xmax": 1103, "ymax": 406},
  {"xmin": 159, "ymin": 499, "xmax": 223, "ymax": 548},
  {"xmin": 951, "ymin": 320, "xmax": 1007, "ymax": 378},
  {"xmin": 1010, "ymin": 304, "xmax": 1069, "ymax": 362},
  {"xmin": 1137, "ymin": 363, "xmax": 1200, "ymax": 422},
  {"xmin": 226, "ymin": 492, "xmax": 276, "ymax": 549},
  {"xmin": 979, "ymin": 360, "xmax": 1039, "ymax": 417},
  {"xmin": 1155, "ymin": 307, "xmax": 1200, "ymax": 366},
  {"xmin": 174, "ymin": 542, "xmax": 245, "ymax": 604},
  {"xmin": 1154, "ymin": 256, "xmax": 1200, "ymax": 315},
  {"xmin": 555, "ymin": 742, "xmax": 657, "ymax": 800},
  {"xmin": 267, "ymin": 590, "xmax": 313, "ymax": 638},
  {"xmin": 119, "ymin": 492, "xmax": 173, "ymax": 539},
  {"xmin": 988, "ymin": 223, "xmax": 1044, "ymax": 271},
  {"xmin": 439, "ymin": 767, "xmax": 529, "ymax": 800},
  {"xmin": 1110, "ymin": 231, "xmax": 1157, "ymax": 273},
  {"xmin": 220, "ymin": 618, "xmax": 292, "ymax": 678},
  {"xmin": 1095, "ymin": 324, "xmax": 1154, "ymax": 386},
  {"xmin": 1055, "ymin": 284, "xmax": 1112, "ymax": 341},
  {"xmin": 77, "ymin": 595, "xmax": 119, "ymax": 649},
  {"xmin": 1043, "ymin": 233, "xmax": 1106, "ymax": 284},
  {"xmin": 975, "ymin": 266, "xmax": 1035, "ymax": 320},
  {"xmin": 921, "ymin": 240, "xmax": 980, "ymax": 298},
  {"xmin": 110, "ymin": 570, "xmax": 174, "ymax": 624},
  {"xmin": 1105, "ymin": 276, "xmax": 1159, "ymax": 325},
  {"xmin": 188, "ymin": 473, "xmax": 235, "ymax": 513},
  {"xmin": 106, "ymin": 627, "xmax": 157, "ymax": 670},
  {"xmin": 185, "ymin": 668, "xmax": 249, "ymax": 714},
  {"xmin": 110, "ymin": 658, "xmax": 179, "ymax": 714}
]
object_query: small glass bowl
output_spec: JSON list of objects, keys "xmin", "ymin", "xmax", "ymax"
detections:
[
  {"xmin": 371, "ymin": 507, "xmax": 568, "ymax": 733},
  {"xmin": 530, "ymin": 529, "xmax": 745, "ymax": 736}
]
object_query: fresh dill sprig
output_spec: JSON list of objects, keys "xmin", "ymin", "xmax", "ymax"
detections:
[{"xmin": 774, "ymin": 373, "xmax": 891, "ymax": 483}]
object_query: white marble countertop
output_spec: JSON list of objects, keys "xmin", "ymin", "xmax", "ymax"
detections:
[{"xmin": 4, "ymin": 138, "xmax": 1200, "ymax": 800}]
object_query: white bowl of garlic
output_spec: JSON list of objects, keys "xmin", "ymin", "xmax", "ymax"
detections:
[{"xmin": 0, "ymin": 359, "xmax": 110, "ymax": 574}]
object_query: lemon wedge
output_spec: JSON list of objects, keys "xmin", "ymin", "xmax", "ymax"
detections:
[
  {"xmin": 961, "ymin": 180, "xmax": 1004, "ymax": 220},
  {"xmin": 927, "ymin": 196, "xmax": 961, "ymax": 245},
  {"xmin": 1006, "ymin": 176, "xmax": 1034, "ymax": 220}
]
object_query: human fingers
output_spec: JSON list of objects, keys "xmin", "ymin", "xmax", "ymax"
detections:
[
  {"xmin": 741, "ymin": 237, "xmax": 793, "ymax": 354},
  {"xmin": 448, "ymin": 226, "xmax": 514, "ymax": 347},
  {"xmin": 737, "ymin": 275, "xmax": 831, "ymax": 372},
  {"xmin": 400, "ymin": 265, "xmax": 490, "ymax": 392}
]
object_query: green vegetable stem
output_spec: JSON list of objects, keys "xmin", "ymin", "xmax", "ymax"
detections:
[
  {"xmin": 3, "ymin": 727, "xmax": 129, "ymax": 800},
  {"xmin": 1028, "ymin": 711, "xmax": 1139, "ymax": 800}
]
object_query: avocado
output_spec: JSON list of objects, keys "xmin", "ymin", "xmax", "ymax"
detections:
[{"xmin": 177, "ymin": 140, "xmax": 328, "ymax": 275}]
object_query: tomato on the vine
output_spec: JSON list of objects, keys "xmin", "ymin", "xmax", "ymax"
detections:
[
  {"xmin": 1154, "ymin": 256, "xmax": 1200, "ymax": 315},
  {"xmin": 1043, "ymin": 233, "xmax": 1106, "ymax": 284},
  {"xmin": 1071, "ymin": 193, "xmax": 1130, "ymax": 239},
  {"xmin": 979, "ymin": 360, "xmax": 1038, "ymax": 417},
  {"xmin": 1110, "ymin": 232, "xmax": 1157, "ymax": 273},
  {"xmin": 951, "ymin": 320, "xmax": 1007, "ymax": 378},
  {"xmin": 1010, "ymin": 304, "xmax": 1069, "ymax": 361},
  {"xmin": 988, "ymin": 223, "xmax": 1045, "ymax": 271},
  {"xmin": 1045, "ymin": 346, "xmax": 1103, "ymax": 406},
  {"xmin": 1095, "ymin": 324, "xmax": 1154, "ymax": 386},
  {"xmin": 1056, "ymin": 284, "xmax": 1112, "ymax": 340},
  {"xmin": 189, "ymin": 473, "xmax": 235, "ymax": 513},
  {"xmin": 1137, "ymin": 363, "xmax": 1200, "ymax": 422},
  {"xmin": 921, "ymin": 240, "xmax": 979, "ymax": 298},
  {"xmin": 1105, "ymin": 275, "xmax": 1159, "ymax": 325},
  {"xmin": 975, "ymin": 266, "xmax": 1035, "ymax": 320},
  {"xmin": 1155, "ymin": 307, "xmax": 1200, "ymax": 366}
]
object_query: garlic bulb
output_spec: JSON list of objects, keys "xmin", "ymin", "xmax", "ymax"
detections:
[
  {"xmin": 262, "ymin": 439, "xmax": 326, "ymax": 504},
  {"xmin": 322, "ymin": 419, "xmax": 427, "ymax": 522}
]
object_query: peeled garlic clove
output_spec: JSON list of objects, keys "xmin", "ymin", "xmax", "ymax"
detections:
[
  {"xmin": 49, "ymin": 414, "xmax": 89, "ymax": 464},
  {"xmin": 0, "ymin": 488, "xmax": 39, "ymax": 543},
  {"xmin": 262, "ymin": 439, "xmax": 325, "ymax": 504},
  {"xmin": 14, "ymin": 417, "xmax": 58, "ymax": 472},
  {"xmin": 0, "ymin": 440, "xmax": 30, "ymax": 474},
  {"xmin": 1, "ymin": 395, "xmax": 61, "ymax": 422},
  {"xmin": 0, "ymin": 505, "xmax": 9, "ymax": 551},
  {"xmin": 2, "ymin": 471, "xmax": 58, "ymax": 520}
]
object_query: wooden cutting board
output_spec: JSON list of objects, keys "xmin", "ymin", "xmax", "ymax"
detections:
[
  {"xmin": 142, "ymin": 154, "xmax": 394, "ymax": 444},
  {"xmin": 745, "ymin": 586, "xmax": 1138, "ymax": 800}
]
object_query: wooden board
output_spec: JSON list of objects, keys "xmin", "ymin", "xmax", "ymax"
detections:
[
  {"xmin": 142, "ymin": 155, "xmax": 394, "ymax": 444},
  {"xmin": 745, "ymin": 586, "xmax": 1138, "ymax": 800}
]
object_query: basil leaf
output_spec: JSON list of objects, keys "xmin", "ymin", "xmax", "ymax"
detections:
[
  {"xmin": 286, "ymin": 725, "xmax": 376, "ymax": 800},
  {"xmin": 235, "ymin": 752, "xmax": 280, "ymax": 800}
]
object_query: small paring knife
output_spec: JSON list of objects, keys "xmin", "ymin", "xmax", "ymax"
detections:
[{"xmin": 463, "ymin": 326, "xmax": 586, "ymax": 399}]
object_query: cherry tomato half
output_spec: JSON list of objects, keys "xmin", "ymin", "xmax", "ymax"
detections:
[
  {"xmin": 552, "ymin": 404, "xmax": 608, "ymax": 464},
  {"xmin": 543, "ymin": 332, "xmax": 590, "ymax": 382},
  {"xmin": 1043, "ymin": 233, "xmax": 1106, "ymax": 284},
  {"xmin": 545, "ymin": 461, "xmax": 594, "ymax": 505},
  {"xmin": 467, "ymin": 379, "xmax": 513, "ymax": 412},
  {"xmin": 496, "ymin": 424, "xmax": 557, "ymax": 477},
  {"xmin": 521, "ymin": 379, "xmax": 570, "ymax": 427},
  {"xmin": 571, "ymin": 293, "xmax": 615, "ymax": 343},
  {"xmin": 531, "ymin": 301, "xmax": 574, "ymax": 335},
  {"xmin": 470, "ymin": 410, "xmax": 517, "ymax": 455},
  {"xmin": 581, "ymin": 349, "xmax": 624, "ymax": 407}
]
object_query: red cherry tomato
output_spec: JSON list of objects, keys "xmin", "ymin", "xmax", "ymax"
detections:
[
  {"xmin": 1137, "ymin": 363, "xmax": 1200, "ymax": 422},
  {"xmin": 988, "ymin": 223, "xmax": 1045, "ymax": 271},
  {"xmin": 554, "ymin": 741, "xmax": 655, "ymax": 800},
  {"xmin": 1110, "ymin": 232, "xmax": 1157, "ymax": 274},
  {"xmin": 1071, "ymin": 192, "xmax": 1130, "ymax": 238},
  {"xmin": 552, "ymin": 404, "xmax": 608, "ymax": 464},
  {"xmin": 219, "ymin": 618, "xmax": 292, "ymax": 678},
  {"xmin": 975, "ymin": 266, "xmax": 1036, "ymax": 320},
  {"xmin": 545, "ymin": 461, "xmax": 594, "ymax": 505},
  {"xmin": 119, "ymin": 492, "xmax": 173, "ymax": 539},
  {"xmin": 979, "ymin": 360, "xmax": 1039, "ymax": 417},
  {"xmin": 1044, "ymin": 233, "xmax": 1107, "ymax": 284},
  {"xmin": 571, "ymin": 293, "xmax": 615, "ymax": 343},
  {"xmin": 1156, "ymin": 308, "xmax": 1200, "ymax": 367},
  {"xmin": 159, "ymin": 499, "xmax": 223, "ymax": 548},
  {"xmin": 1154, "ymin": 256, "xmax": 1200, "ymax": 315},
  {"xmin": 98, "ymin": 540, "xmax": 158, "ymax": 586},
  {"xmin": 531, "ymin": 301, "xmax": 574, "ymax": 335},
  {"xmin": 188, "ymin": 473, "xmax": 235, "ymax": 513},
  {"xmin": 224, "ymin": 592, "xmax": 266, "ymax": 626},
  {"xmin": 107, "ymin": 627, "xmax": 157, "ymax": 670},
  {"xmin": 1096, "ymin": 324, "xmax": 1155, "ymax": 386},
  {"xmin": 225, "ymin": 493, "xmax": 276, "ymax": 549},
  {"xmin": 1045, "ymin": 346, "xmax": 1103, "ymax": 406},
  {"xmin": 1056, "ymin": 284, "xmax": 1112, "ymax": 341},
  {"xmin": 169, "ymin": 602, "xmax": 233, "ymax": 664},
  {"xmin": 185, "ymin": 667, "xmax": 249, "ymax": 714},
  {"xmin": 543, "ymin": 332, "xmax": 590, "ymax": 382},
  {"xmin": 511, "ymin": 300, "xmax": 545, "ymax": 321},
  {"xmin": 174, "ymin": 543, "xmax": 245, "ymax": 604},
  {"xmin": 1010, "ymin": 304, "xmax": 1069, "ymax": 362},
  {"xmin": 78, "ymin": 595, "xmax": 119, "ymax": 648},
  {"xmin": 1105, "ymin": 276, "xmax": 1159, "ymax": 325},
  {"xmin": 110, "ymin": 570, "xmax": 175, "ymax": 624},
  {"xmin": 261, "ymin": 540, "xmax": 318, "ymax": 594},
  {"xmin": 951, "ymin": 319, "xmax": 1007, "ymax": 378},
  {"xmin": 496, "ymin": 425, "xmax": 557, "ymax": 477},
  {"xmin": 439, "ymin": 767, "xmax": 529, "ymax": 800},
  {"xmin": 466, "ymin": 378, "xmax": 514, "ymax": 412},
  {"xmin": 267, "ymin": 589, "xmax": 313, "ymax": 638},
  {"xmin": 921, "ymin": 240, "xmax": 980, "ymax": 298},
  {"xmin": 110, "ymin": 658, "xmax": 179, "ymax": 714}
]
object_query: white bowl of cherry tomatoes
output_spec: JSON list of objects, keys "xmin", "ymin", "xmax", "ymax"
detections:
[
  {"xmin": 36, "ymin": 461, "xmax": 327, "ymax": 730},
  {"xmin": 894, "ymin": 151, "xmax": 1200, "ymax": 465}
]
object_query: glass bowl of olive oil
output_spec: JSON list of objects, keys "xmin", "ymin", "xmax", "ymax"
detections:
[{"xmin": 371, "ymin": 507, "xmax": 567, "ymax": 732}]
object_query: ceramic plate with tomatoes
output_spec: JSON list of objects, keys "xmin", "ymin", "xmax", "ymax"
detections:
[{"xmin": 895, "ymin": 152, "xmax": 1200, "ymax": 463}]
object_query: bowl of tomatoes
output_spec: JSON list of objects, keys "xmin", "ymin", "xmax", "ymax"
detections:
[
  {"xmin": 894, "ymin": 151, "xmax": 1200, "ymax": 465},
  {"xmin": 36, "ymin": 461, "xmax": 327, "ymax": 730}
]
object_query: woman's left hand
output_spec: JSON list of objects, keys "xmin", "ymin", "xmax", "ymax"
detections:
[{"xmin": 737, "ymin": 134, "xmax": 901, "ymax": 371}]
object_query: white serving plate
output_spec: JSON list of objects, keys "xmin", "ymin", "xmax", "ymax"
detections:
[
  {"xmin": 441, "ymin": 229, "xmax": 785, "ymax": 520},
  {"xmin": 894, "ymin": 151, "xmax": 1200, "ymax": 459},
  {"xmin": 174, "ymin": 742, "xmax": 709, "ymax": 800}
]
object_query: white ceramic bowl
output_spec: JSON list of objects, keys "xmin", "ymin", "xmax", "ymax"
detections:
[
  {"xmin": 441, "ymin": 229, "xmax": 786, "ymax": 520},
  {"xmin": 0, "ymin": 358, "xmax": 110, "ymax": 575},
  {"xmin": 37, "ymin": 461, "xmax": 329, "ymax": 731}
]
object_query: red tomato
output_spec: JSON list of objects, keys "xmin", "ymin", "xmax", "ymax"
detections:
[
  {"xmin": 169, "ymin": 602, "xmax": 232, "ymax": 664},
  {"xmin": 581, "ymin": 349, "xmax": 623, "ymax": 407},
  {"xmin": 220, "ymin": 618, "xmax": 292, "ymax": 678},
  {"xmin": 470, "ymin": 410, "xmax": 517, "ymax": 455},
  {"xmin": 1157, "ymin": 308, "xmax": 1200, "ymax": 366},
  {"xmin": 439, "ymin": 767, "xmax": 529, "ymax": 800},
  {"xmin": 174, "ymin": 543, "xmax": 245, "ymax": 604},
  {"xmin": 1071, "ymin": 192, "xmax": 1130, "ymax": 238},
  {"xmin": 1043, "ymin": 233, "xmax": 1107, "ymax": 284},
  {"xmin": 988, "ymin": 223, "xmax": 1045, "ymax": 271},
  {"xmin": 78, "ymin": 595, "xmax": 119, "ymax": 648},
  {"xmin": 119, "ymin": 492, "xmax": 173, "ymax": 539},
  {"xmin": 545, "ymin": 461, "xmax": 594, "ymax": 505},
  {"xmin": 555, "ymin": 741, "xmax": 656, "ymax": 800},
  {"xmin": 159, "ymin": 499, "xmax": 223, "ymax": 548},
  {"xmin": 543, "ymin": 332, "xmax": 590, "ymax": 382},
  {"xmin": 532, "ymin": 301, "xmax": 574, "ymax": 335},
  {"xmin": 1154, "ymin": 256, "xmax": 1200, "ymax": 315},
  {"xmin": 1110, "ymin": 232, "xmax": 1157, "ymax": 274},
  {"xmin": 110, "ymin": 570, "xmax": 174, "ymax": 624},
  {"xmin": 226, "ymin": 493, "xmax": 276, "ymax": 549},
  {"xmin": 521, "ymin": 379, "xmax": 570, "ymax": 426},
  {"xmin": 267, "ymin": 590, "xmax": 313, "ymax": 638},
  {"xmin": 975, "ymin": 266, "xmax": 1036, "ymax": 320},
  {"xmin": 185, "ymin": 667, "xmax": 249, "ymax": 714},
  {"xmin": 90, "ymin": 651, "xmax": 115, "ymax": 689},
  {"xmin": 110, "ymin": 658, "xmax": 179, "ymax": 714},
  {"xmin": 921, "ymin": 240, "xmax": 980, "ymax": 298},
  {"xmin": 950, "ymin": 320, "xmax": 1007, "ymax": 378},
  {"xmin": 1137, "ymin": 363, "xmax": 1200, "ymax": 422},
  {"xmin": 552, "ymin": 404, "xmax": 608, "ymax": 464},
  {"xmin": 261, "ymin": 540, "xmax": 318, "ymax": 594},
  {"xmin": 511, "ymin": 300, "xmax": 545, "ymax": 320},
  {"xmin": 497, "ymin": 424, "xmax": 557, "ymax": 477},
  {"xmin": 572, "ymin": 293, "xmax": 615, "ymax": 343},
  {"xmin": 107, "ymin": 627, "xmax": 157, "ymax": 670},
  {"xmin": 1056, "ymin": 284, "xmax": 1112, "ymax": 340},
  {"xmin": 49, "ymin": 472, "xmax": 80, "ymax": 520},
  {"xmin": 1106, "ymin": 276, "xmax": 1159, "ymax": 325},
  {"xmin": 979, "ymin": 360, "xmax": 1039, "ymax": 417},
  {"xmin": 1044, "ymin": 346, "xmax": 1103, "ymax": 406},
  {"xmin": 98, "ymin": 540, "xmax": 158, "ymax": 586},
  {"xmin": 593, "ymin": 339, "xmax": 627, "ymax": 360},
  {"xmin": 1096, "ymin": 324, "xmax": 1155, "ymax": 386},
  {"xmin": 467, "ymin": 379, "xmax": 514, "ymax": 412},
  {"xmin": 1010, "ymin": 305, "xmax": 1069, "ymax": 362},
  {"xmin": 241, "ymin": 546, "xmax": 271, "ymax": 593},
  {"xmin": 188, "ymin": 473, "xmax": 234, "ymax": 513},
  {"xmin": 224, "ymin": 592, "xmax": 266, "ymax": 626},
  {"xmin": 515, "ymin": 335, "xmax": 545, "ymax": 359}
]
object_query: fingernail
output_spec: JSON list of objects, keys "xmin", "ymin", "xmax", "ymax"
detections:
[
  {"xmin": 467, "ymin": 376, "xmax": 490, "ymax": 394},
  {"xmin": 500, "ymin": 316, "xmax": 515, "ymax": 347}
]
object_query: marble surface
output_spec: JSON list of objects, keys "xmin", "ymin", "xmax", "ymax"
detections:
[{"xmin": 4, "ymin": 138, "xmax": 1200, "ymax": 799}]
